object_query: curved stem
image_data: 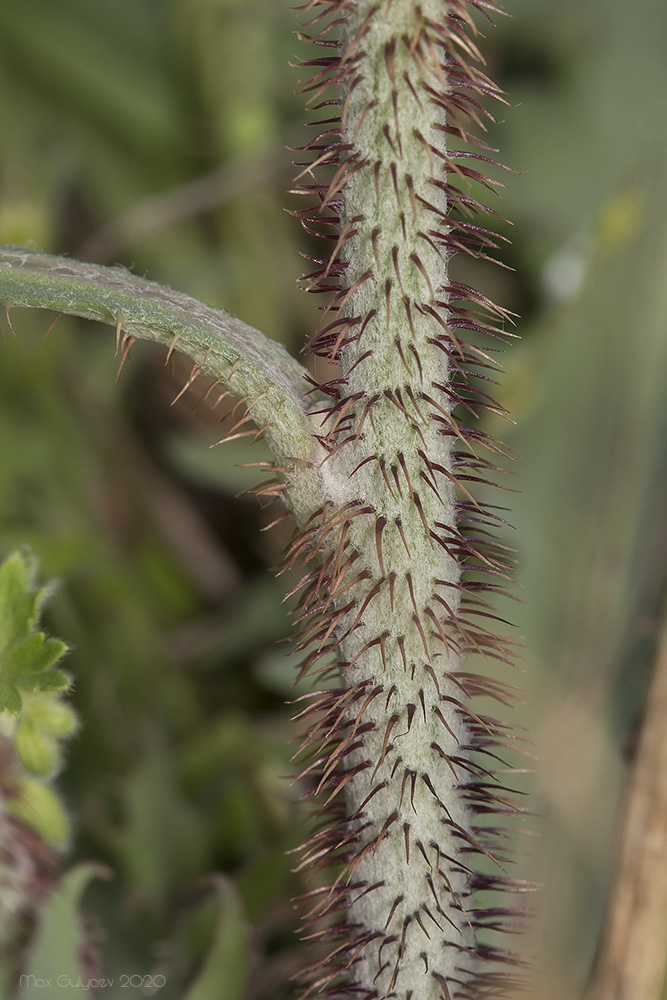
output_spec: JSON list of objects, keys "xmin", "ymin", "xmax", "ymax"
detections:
[{"xmin": 0, "ymin": 246, "xmax": 324, "ymax": 524}]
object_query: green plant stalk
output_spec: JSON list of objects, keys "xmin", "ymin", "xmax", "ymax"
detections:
[
  {"xmin": 287, "ymin": 2, "xmax": 521, "ymax": 998},
  {"xmin": 295, "ymin": 9, "xmax": 473, "ymax": 996},
  {"xmin": 0, "ymin": 246, "xmax": 324, "ymax": 527}
]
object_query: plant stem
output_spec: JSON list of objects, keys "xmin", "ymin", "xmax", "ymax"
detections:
[
  {"xmin": 291, "ymin": 2, "xmax": 522, "ymax": 997},
  {"xmin": 0, "ymin": 246, "xmax": 323, "ymax": 525}
]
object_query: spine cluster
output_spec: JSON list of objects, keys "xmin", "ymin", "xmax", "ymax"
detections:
[{"xmin": 289, "ymin": 2, "xmax": 526, "ymax": 998}]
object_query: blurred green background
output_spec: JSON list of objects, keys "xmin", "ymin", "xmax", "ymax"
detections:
[{"xmin": 0, "ymin": 0, "xmax": 666, "ymax": 997}]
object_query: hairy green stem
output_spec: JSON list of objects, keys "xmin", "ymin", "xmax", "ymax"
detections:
[
  {"xmin": 289, "ymin": 2, "xmax": 519, "ymax": 997},
  {"xmin": 0, "ymin": 246, "xmax": 323, "ymax": 525},
  {"xmin": 322, "ymin": 0, "xmax": 469, "ymax": 989}
]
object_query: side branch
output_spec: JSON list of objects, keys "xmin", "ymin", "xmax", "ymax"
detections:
[{"xmin": 0, "ymin": 246, "xmax": 323, "ymax": 524}]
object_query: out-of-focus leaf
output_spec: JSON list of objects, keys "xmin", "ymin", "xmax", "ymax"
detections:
[
  {"xmin": 496, "ymin": 0, "xmax": 667, "ymax": 264},
  {"xmin": 183, "ymin": 877, "xmax": 250, "ymax": 1000},
  {"xmin": 0, "ymin": 636, "xmax": 69, "ymax": 710},
  {"xmin": 0, "ymin": 551, "xmax": 69, "ymax": 713},
  {"xmin": 14, "ymin": 863, "xmax": 108, "ymax": 998},
  {"xmin": 504, "ymin": 167, "xmax": 667, "ymax": 997},
  {"xmin": 5, "ymin": 778, "xmax": 70, "ymax": 846},
  {"xmin": 5, "ymin": 635, "xmax": 68, "ymax": 677},
  {"xmin": 0, "ymin": 551, "xmax": 40, "ymax": 654},
  {"xmin": 167, "ymin": 436, "xmax": 274, "ymax": 494},
  {"xmin": 111, "ymin": 729, "xmax": 207, "ymax": 905}
]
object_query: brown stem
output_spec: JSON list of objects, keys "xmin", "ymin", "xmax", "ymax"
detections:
[{"xmin": 588, "ymin": 604, "xmax": 667, "ymax": 1000}]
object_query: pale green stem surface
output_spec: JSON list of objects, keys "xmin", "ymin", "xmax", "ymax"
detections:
[
  {"xmin": 301, "ymin": 1, "xmax": 478, "ymax": 996},
  {"xmin": 0, "ymin": 245, "xmax": 324, "ymax": 525}
]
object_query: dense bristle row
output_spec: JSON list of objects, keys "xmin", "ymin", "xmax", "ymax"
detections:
[{"xmin": 288, "ymin": 2, "xmax": 529, "ymax": 998}]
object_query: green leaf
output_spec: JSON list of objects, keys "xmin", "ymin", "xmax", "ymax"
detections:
[
  {"xmin": 5, "ymin": 778, "xmax": 70, "ymax": 847},
  {"xmin": 113, "ymin": 729, "xmax": 207, "ymax": 904},
  {"xmin": 184, "ymin": 878, "xmax": 250, "ymax": 1000},
  {"xmin": 15, "ymin": 719, "xmax": 58, "ymax": 776},
  {"xmin": 0, "ymin": 552, "xmax": 69, "ymax": 711},
  {"xmin": 5, "ymin": 634, "xmax": 68, "ymax": 676},
  {"xmin": 14, "ymin": 864, "xmax": 108, "ymax": 998},
  {"xmin": 0, "ymin": 550, "xmax": 38, "ymax": 654},
  {"xmin": 27, "ymin": 670, "xmax": 69, "ymax": 694},
  {"xmin": 27, "ymin": 698, "xmax": 77, "ymax": 736},
  {"xmin": 0, "ymin": 678, "xmax": 22, "ymax": 714},
  {"xmin": 0, "ymin": 635, "xmax": 69, "ymax": 710}
]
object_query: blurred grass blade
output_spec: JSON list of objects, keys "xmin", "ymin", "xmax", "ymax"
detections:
[
  {"xmin": 511, "ymin": 166, "xmax": 667, "ymax": 996},
  {"xmin": 587, "ymin": 604, "xmax": 667, "ymax": 1000},
  {"xmin": 13, "ymin": 863, "xmax": 108, "ymax": 999},
  {"xmin": 184, "ymin": 877, "xmax": 250, "ymax": 1000}
]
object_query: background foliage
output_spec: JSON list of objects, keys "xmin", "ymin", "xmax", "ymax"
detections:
[{"xmin": 0, "ymin": 0, "xmax": 666, "ymax": 997}]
